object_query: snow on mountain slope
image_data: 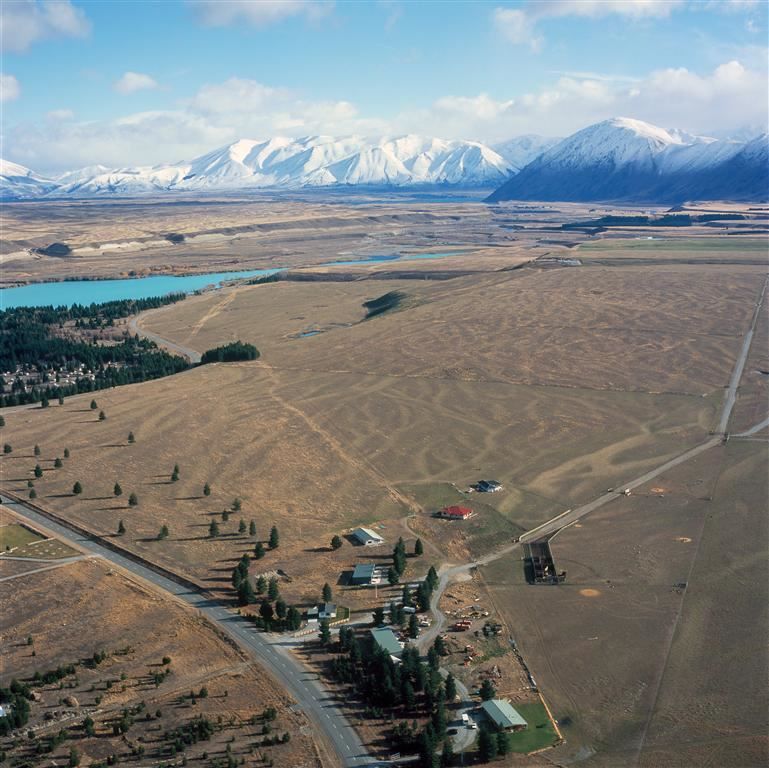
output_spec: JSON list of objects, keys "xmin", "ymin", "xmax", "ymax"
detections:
[
  {"xmin": 492, "ymin": 135, "xmax": 561, "ymax": 172},
  {"xmin": 47, "ymin": 135, "xmax": 512, "ymax": 196},
  {"xmin": 0, "ymin": 159, "xmax": 57, "ymax": 199},
  {"xmin": 487, "ymin": 117, "xmax": 769, "ymax": 203},
  {"xmin": 176, "ymin": 134, "xmax": 512, "ymax": 191},
  {"xmin": 55, "ymin": 163, "xmax": 190, "ymax": 196},
  {"xmin": 8, "ymin": 122, "xmax": 767, "ymax": 201}
]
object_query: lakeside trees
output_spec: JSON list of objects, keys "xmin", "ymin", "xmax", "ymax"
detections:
[{"xmin": 0, "ymin": 296, "xmax": 190, "ymax": 409}]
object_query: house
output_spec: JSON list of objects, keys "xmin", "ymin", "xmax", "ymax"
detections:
[
  {"xmin": 351, "ymin": 527, "xmax": 385, "ymax": 546},
  {"xmin": 477, "ymin": 480, "xmax": 503, "ymax": 493},
  {"xmin": 307, "ymin": 603, "xmax": 337, "ymax": 622},
  {"xmin": 438, "ymin": 505, "xmax": 474, "ymax": 520},
  {"xmin": 480, "ymin": 699, "xmax": 528, "ymax": 731},
  {"xmin": 351, "ymin": 563, "xmax": 376, "ymax": 585},
  {"xmin": 370, "ymin": 626, "xmax": 403, "ymax": 658}
]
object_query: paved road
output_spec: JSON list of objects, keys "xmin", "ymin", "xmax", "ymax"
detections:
[
  {"xmin": 717, "ymin": 276, "xmax": 767, "ymax": 434},
  {"xmin": 0, "ymin": 494, "xmax": 372, "ymax": 768},
  {"xmin": 128, "ymin": 314, "xmax": 202, "ymax": 363}
]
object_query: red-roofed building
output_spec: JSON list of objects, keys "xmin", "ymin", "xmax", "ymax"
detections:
[{"xmin": 438, "ymin": 506, "xmax": 475, "ymax": 520}]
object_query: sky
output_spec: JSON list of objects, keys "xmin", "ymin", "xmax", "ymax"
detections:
[{"xmin": 1, "ymin": 0, "xmax": 767, "ymax": 174}]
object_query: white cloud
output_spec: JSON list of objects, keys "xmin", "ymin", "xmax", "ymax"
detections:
[
  {"xmin": 6, "ymin": 61, "xmax": 767, "ymax": 174},
  {"xmin": 46, "ymin": 108, "xmax": 74, "ymax": 120},
  {"xmin": 535, "ymin": 1, "xmax": 684, "ymax": 19},
  {"xmin": 1, "ymin": 0, "xmax": 90, "ymax": 53},
  {"xmin": 0, "ymin": 74, "xmax": 21, "ymax": 102},
  {"xmin": 395, "ymin": 59, "xmax": 767, "ymax": 142},
  {"xmin": 113, "ymin": 72, "xmax": 160, "ymax": 95},
  {"xmin": 6, "ymin": 77, "xmax": 385, "ymax": 172},
  {"xmin": 377, "ymin": 0, "xmax": 403, "ymax": 32},
  {"xmin": 492, "ymin": 1, "xmax": 763, "ymax": 48},
  {"xmin": 550, "ymin": 70, "xmax": 642, "ymax": 83},
  {"xmin": 493, "ymin": 8, "xmax": 542, "ymax": 51},
  {"xmin": 189, "ymin": 0, "xmax": 333, "ymax": 27},
  {"xmin": 187, "ymin": 78, "xmax": 287, "ymax": 114}
]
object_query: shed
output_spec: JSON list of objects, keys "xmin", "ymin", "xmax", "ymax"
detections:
[
  {"xmin": 370, "ymin": 626, "xmax": 403, "ymax": 658},
  {"xmin": 477, "ymin": 480, "xmax": 503, "ymax": 493},
  {"xmin": 439, "ymin": 506, "xmax": 474, "ymax": 520},
  {"xmin": 481, "ymin": 699, "xmax": 528, "ymax": 731},
  {"xmin": 351, "ymin": 527, "xmax": 385, "ymax": 546},
  {"xmin": 307, "ymin": 602, "xmax": 337, "ymax": 621},
  {"xmin": 351, "ymin": 563, "xmax": 376, "ymax": 585}
]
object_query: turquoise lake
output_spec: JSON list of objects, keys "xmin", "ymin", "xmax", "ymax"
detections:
[
  {"xmin": 0, "ymin": 269, "xmax": 280, "ymax": 309},
  {"xmin": 0, "ymin": 250, "xmax": 471, "ymax": 309}
]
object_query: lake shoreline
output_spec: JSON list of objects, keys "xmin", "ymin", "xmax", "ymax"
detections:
[{"xmin": 0, "ymin": 249, "xmax": 475, "ymax": 308}]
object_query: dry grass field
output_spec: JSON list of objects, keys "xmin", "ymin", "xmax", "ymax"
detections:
[
  {"xmin": 1, "ymin": 218, "xmax": 766, "ymax": 766},
  {"xmin": 0, "ymin": 557, "xmax": 324, "ymax": 767},
  {"xmin": 481, "ymin": 440, "xmax": 768, "ymax": 768},
  {"xmin": 3, "ymin": 247, "xmax": 761, "ymax": 597},
  {"xmin": 0, "ymin": 197, "xmax": 550, "ymax": 284},
  {"xmin": 578, "ymin": 237, "xmax": 768, "ymax": 265}
]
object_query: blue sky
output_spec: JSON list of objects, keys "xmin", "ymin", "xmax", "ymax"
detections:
[{"xmin": 1, "ymin": 0, "xmax": 767, "ymax": 172}]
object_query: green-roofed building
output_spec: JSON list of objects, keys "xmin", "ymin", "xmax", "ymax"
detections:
[
  {"xmin": 481, "ymin": 699, "xmax": 528, "ymax": 731},
  {"xmin": 351, "ymin": 563, "xmax": 376, "ymax": 585},
  {"xmin": 370, "ymin": 626, "xmax": 403, "ymax": 658}
]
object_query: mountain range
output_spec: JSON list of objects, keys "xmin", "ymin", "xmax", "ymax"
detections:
[
  {"xmin": 2, "ymin": 135, "xmax": 528, "ymax": 199},
  {"xmin": 487, "ymin": 118, "xmax": 768, "ymax": 204},
  {"xmin": 2, "ymin": 118, "xmax": 766, "ymax": 202}
]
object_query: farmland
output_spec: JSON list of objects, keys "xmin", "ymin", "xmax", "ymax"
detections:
[
  {"xmin": 481, "ymin": 440, "xmax": 768, "ymax": 767},
  {"xmin": 1, "ymin": 197, "xmax": 766, "ymax": 766}
]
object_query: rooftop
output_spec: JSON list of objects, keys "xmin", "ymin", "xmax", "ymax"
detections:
[
  {"xmin": 481, "ymin": 699, "xmax": 528, "ymax": 730},
  {"xmin": 370, "ymin": 626, "xmax": 403, "ymax": 657},
  {"xmin": 352, "ymin": 563, "xmax": 376, "ymax": 580},
  {"xmin": 352, "ymin": 527, "xmax": 384, "ymax": 543},
  {"xmin": 442, "ymin": 505, "xmax": 473, "ymax": 517}
]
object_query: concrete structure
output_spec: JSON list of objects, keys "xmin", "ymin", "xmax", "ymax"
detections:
[
  {"xmin": 437, "ymin": 505, "xmax": 474, "ymax": 520},
  {"xmin": 370, "ymin": 626, "xmax": 403, "ymax": 658},
  {"xmin": 307, "ymin": 603, "xmax": 337, "ymax": 621},
  {"xmin": 481, "ymin": 699, "xmax": 527, "ymax": 731},
  {"xmin": 351, "ymin": 527, "xmax": 384, "ymax": 546},
  {"xmin": 351, "ymin": 563, "xmax": 376, "ymax": 585}
]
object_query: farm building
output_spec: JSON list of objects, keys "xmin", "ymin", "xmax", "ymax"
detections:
[
  {"xmin": 351, "ymin": 527, "xmax": 385, "ymax": 546},
  {"xmin": 477, "ymin": 480, "xmax": 503, "ymax": 493},
  {"xmin": 370, "ymin": 626, "xmax": 403, "ymax": 658},
  {"xmin": 438, "ymin": 505, "xmax": 474, "ymax": 520},
  {"xmin": 351, "ymin": 563, "xmax": 376, "ymax": 585},
  {"xmin": 481, "ymin": 699, "xmax": 528, "ymax": 731},
  {"xmin": 307, "ymin": 603, "xmax": 337, "ymax": 621}
]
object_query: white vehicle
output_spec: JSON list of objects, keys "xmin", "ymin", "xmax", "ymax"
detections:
[{"xmin": 461, "ymin": 713, "xmax": 470, "ymax": 724}]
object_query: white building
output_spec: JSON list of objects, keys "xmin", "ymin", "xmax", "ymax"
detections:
[{"xmin": 351, "ymin": 527, "xmax": 385, "ymax": 546}]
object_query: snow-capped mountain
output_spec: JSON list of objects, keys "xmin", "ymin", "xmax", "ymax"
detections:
[
  {"xmin": 6, "ymin": 123, "xmax": 767, "ymax": 202},
  {"xmin": 487, "ymin": 117, "xmax": 769, "ymax": 203},
  {"xmin": 179, "ymin": 134, "xmax": 514, "ymax": 190},
  {"xmin": 492, "ymin": 135, "xmax": 561, "ymax": 173},
  {"xmin": 4, "ymin": 135, "xmax": 516, "ymax": 199},
  {"xmin": 55, "ymin": 163, "xmax": 190, "ymax": 197},
  {"xmin": 0, "ymin": 159, "xmax": 57, "ymax": 199}
]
